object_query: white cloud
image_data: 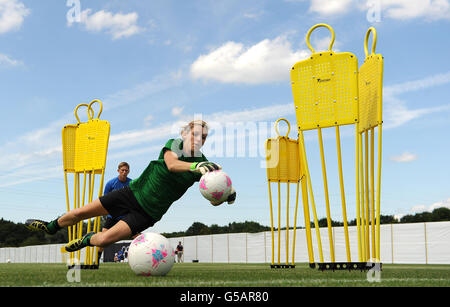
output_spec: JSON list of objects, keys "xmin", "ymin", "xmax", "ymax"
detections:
[
  {"xmin": 384, "ymin": 72, "xmax": 450, "ymax": 97},
  {"xmin": 0, "ymin": 53, "xmax": 23, "ymax": 66},
  {"xmin": 0, "ymin": 0, "xmax": 29, "ymax": 34},
  {"xmin": 243, "ymin": 11, "xmax": 264, "ymax": 20},
  {"xmin": 108, "ymin": 125, "xmax": 175, "ymax": 151},
  {"xmin": 73, "ymin": 9, "xmax": 142, "ymax": 40},
  {"xmin": 383, "ymin": 71, "xmax": 450, "ymax": 129},
  {"xmin": 395, "ymin": 198, "xmax": 450, "ymax": 220},
  {"xmin": 205, "ymin": 104, "xmax": 294, "ymax": 123},
  {"xmin": 106, "ymin": 102, "xmax": 293, "ymax": 162},
  {"xmin": 429, "ymin": 198, "xmax": 450, "ymax": 211},
  {"xmin": 143, "ymin": 114, "xmax": 153, "ymax": 126},
  {"xmin": 379, "ymin": 0, "xmax": 450, "ymax": 21},
  {"xmin": 171, "ymin": 106, "xmax": 184, "ymax": 116},
  {"xmin": 190, "ymin": 35, "xmax": 309, "ymax": 84},
  {"xmin": 0, "ymin": 113, "xmax": 69, "ymax": 175},
  {"xmin": 0, "ymin": 165, "xmax": 60, "ymax": 188},
  {"xmin": 309, "ymin": 36, "xmax": 340, "ymax": 52},
  {"xmin": 104, "ymin": 70, "xmax": 184, "ymax": 110},
  {"xmin": 297, "ymin": 0, "xmax": 450, "ymax": 21},
  {"xmin": 389, "ymin": 152, "xmax": 418, "ymax": 162},
  {"xmin": 108, "ymin": 103, "xmax": 294, "ymax": 152},
  {"xmin": 308, "ymin": 0, "xmax": 354, "ymax": 16},
  {"xmin": 412, "ymin": 198, "xmax": 450, "ymax": 213},
  {"xmin": 383, "ymin": 97, "xmax": 450, "ymax": 129}
]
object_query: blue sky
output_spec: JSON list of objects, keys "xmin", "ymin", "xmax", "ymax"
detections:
[{"xmin": 0, "ymin": 0, "xmax": 449, "ymax": 234}]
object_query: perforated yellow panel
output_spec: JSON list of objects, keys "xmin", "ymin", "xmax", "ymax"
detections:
[
  {"xmin": 358, "ymin": 28, "xmax": 383, "ymax": 132},
  {"xmin": 358, "ymin": 55, "xmax": 383, "ymax": 132},
  {"xmin": 74, "ymin": 119, "xmax": 110, "ymax": 172},
  {"xmin": 291, "ymin": 51, "xmax": 359, "ymax": 131},
  {"xmin": 62, "ymin": 100, "xmax": 110, "ymax": 174},
  {"xmin": 266, "ymin": 137, "xmax": 301, "ymax": 183},
  {"xmin": 62, "ymin": 125, "xmax": 78, "ymax": 173}
]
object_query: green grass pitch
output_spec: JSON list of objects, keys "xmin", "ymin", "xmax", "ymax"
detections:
[{"xmin": 1, "ymin": 262, "xmax": 450, "ymax": 287}]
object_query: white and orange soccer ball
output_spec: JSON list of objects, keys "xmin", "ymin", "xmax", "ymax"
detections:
[
  {"xmin": 128, "ymin": 232, "xmax": 175, "ymax": 276},
  {"xmin": 199, "ymin": 170, "xmax": 232, "ymax": 205}
]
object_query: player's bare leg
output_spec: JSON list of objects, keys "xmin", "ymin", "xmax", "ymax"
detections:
[
  {"xmin": 26, "ymin": 199, "xmax": 108, "ymax": 235},
  {"xmin": 64, "ymin": 220, "xmax": 132, "ymax": 252}
]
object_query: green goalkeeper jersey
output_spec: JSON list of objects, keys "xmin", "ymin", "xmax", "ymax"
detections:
[{"xmin": 129, "ymin": 138, "xmax": 207, "ymax": 222}]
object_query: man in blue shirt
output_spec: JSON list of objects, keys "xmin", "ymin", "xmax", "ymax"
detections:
[
  {"xmin": 104, "ymin": 162, "xmax": 132, "ymax": 194},
  {"xmin": 98, "ymin": 162, "xmax": 133, "ymax": 262}
]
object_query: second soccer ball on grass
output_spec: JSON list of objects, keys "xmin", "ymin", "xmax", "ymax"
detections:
[{"xmin": 128, "ymin": 232, "xmax": 175, "ymax": 276}]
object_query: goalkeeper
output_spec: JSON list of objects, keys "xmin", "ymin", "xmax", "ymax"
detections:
[{"xmin": 26, "ymin": 120, "xmax": 236, "ymax": 252}]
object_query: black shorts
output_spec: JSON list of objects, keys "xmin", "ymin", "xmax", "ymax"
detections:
[
  {"xmin": 99, "ymin": 186, "xmax": 156, "ymax": 235},
  {"xmin": 102, "ymin": 215, "xmax": 119, "ymax": 230}
]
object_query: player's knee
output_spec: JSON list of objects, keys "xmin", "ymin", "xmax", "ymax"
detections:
[
  {"xmin": 95, "ymin": 232, "xmax": 119, "ymax": 248},
  {"xmin": 94, "ymin": 235, "xmax": 110, "ymax": 248},
  {"xmin": 88, "ymin": 232, "xmax": 104, "ymax": 248},
  {"xmin": 72, "ymin": 208, "xmax": 88, "ymax": 221}
]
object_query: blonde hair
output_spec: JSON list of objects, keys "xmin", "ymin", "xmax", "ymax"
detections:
[{"xmin": 181, "ymin": 120, "xmax": 209, "ymax": 135}]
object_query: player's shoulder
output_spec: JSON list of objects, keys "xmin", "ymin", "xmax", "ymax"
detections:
[
  {"xmin": 163, "ymin": 138, "xmax": 183, "ymax": 157},
  {"xmin": 164, "ymin": 138, "xmax": 182, "ymax": 150}
]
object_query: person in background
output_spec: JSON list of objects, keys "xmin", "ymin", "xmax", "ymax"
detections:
[
  {"xmin": 98, "ymin": 162, "xmax": 133, "ymax": 263},
  {"xmin": 104, "ymin": 162, "xmax": 132, "ymax": 194},
  {"xmin": 176, "ymin": 241, "xmax": 184, "ymax": 263}
]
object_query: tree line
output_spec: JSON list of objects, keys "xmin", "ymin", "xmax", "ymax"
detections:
[
  {"xmin": 162, "ymin": 207, "xmax": 450, "ymax": 237},
  {"xmin": 1, "ymin": 207, "xmax": 449, "ymax": 247}
]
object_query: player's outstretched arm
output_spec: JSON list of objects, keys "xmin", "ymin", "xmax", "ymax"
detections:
[
  {"xmin": 164, "ymin": 150, "xmax": 192, "ymax": 172},
  {"xmin": 190, "ymin": 162, "xmax": 221, "ymax": 175},
  {"xmin": 164, "ymin": 150, "xmax": 221, "ymax": 174}
]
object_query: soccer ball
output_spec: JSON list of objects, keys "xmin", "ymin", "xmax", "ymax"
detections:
[
  {"xmin": 199, "ymin": 170, "xmax": 232, "ymax": 204},
  {"xmin": 128, "ymin": 233, "xmax": 175, "ymax": 276}
]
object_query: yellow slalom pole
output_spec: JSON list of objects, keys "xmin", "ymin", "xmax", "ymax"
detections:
[
  {"xmin": 286, "ymin": 182, "xmax": 290, "ymax": 265},
  {"xmin": 336, "ymin": 126, "xmax": 351, "ymax": 262},
  {"xmin": 355, "ymin": 124, "xmax": 362, "ymax": 262},
  {"xmin": 376, "ymin": 123, "xmax": 383, "ymax": 262},
  {"xmin": 370, "ymin": 128, "xmax": 376, "ymax": 259},
  {"xmin": 77, "ymin": 172, "xmax": 83, "ymax": 238},
  {"xmin": 292, "ymin": 181, "xmax": 300, "ymax": 265},
  {"xmin": 86, "ymin": 170, "xmax": 96, "ymax": 265},
  {"xmin": 301, "ymin": 175, "xmax": 314, "ymax": 264},
  {"xmin": 359, "ymin": 132, "xmax": 366, "ymax": 261},
  {"xmin": 266, "ymin": 138, "xmax": 275, "ymax": 267},
  {"xmin": 297, "ymin": 135, "xmax": 313, "ymax": 265},
  {"xmin": 90, "ymin": 171, "xmax": 97, "ymax": 266},
  {"xmin": 81, "ymin": 171, "xmax": 89, "ymax": 266},
  {"xmin": 364, "ymin": 131, "xmax": 370, "ymax": 259},
  {"xmin": 76, "ymin": 172, "xmax": 83, "ymax": 265},
  {"xmin": 318, "ymin": 128, "xmax": 335, "ymax": 262},
  {"xmin": 71, "ymin": 173, "xmax": 76, "ymax": 256},
  {"xmin": 299, "ymin": 131, "xmax": 323, "ymax": 263},
  {"xmin": 277, "ymin": 181, "xmax": 281, "ymax": 265},
  {"xmin": 72, "ymin": 172, "xmax": 79, "ymax": 265},
  {"xmin": 267, "ymin": 181, "xmax": 275, "ymax": 266},
  {"xmin": 93, "ymin": 168, "xmax": 106, "ymax": 266}
]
